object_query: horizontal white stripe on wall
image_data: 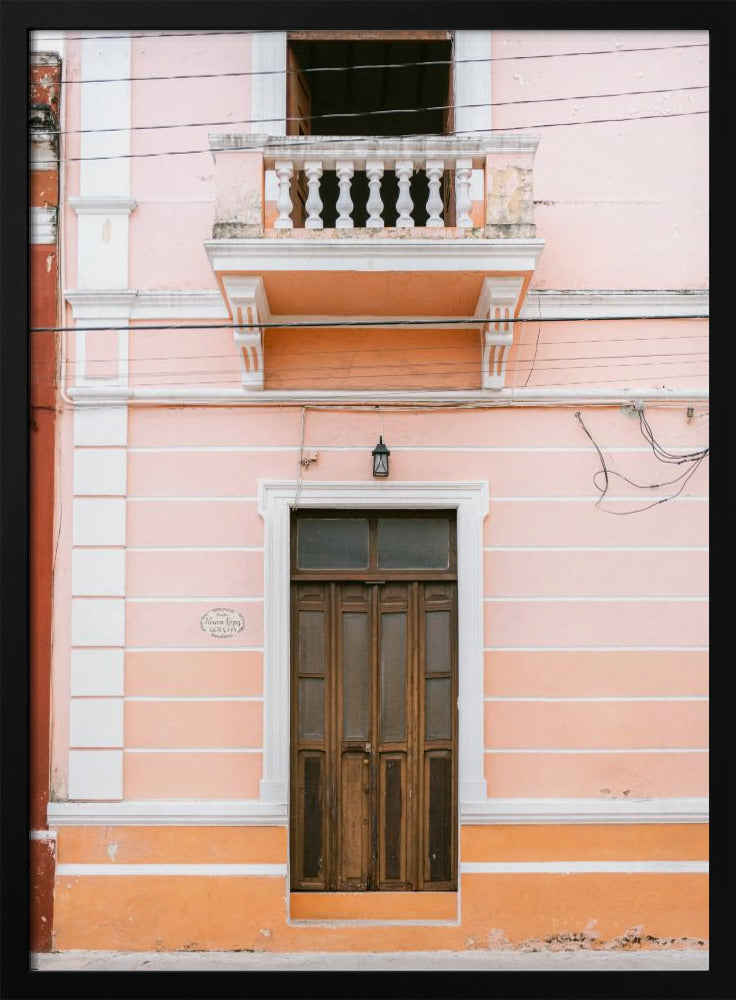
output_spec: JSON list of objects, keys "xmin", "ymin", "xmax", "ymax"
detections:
[
  {"xmin": 56, "ymin": 863, "xmax": 286, "ymax": 877},
  {"xmin": 484, "ymin": 546, "xmax": 709, "ymax": 552},
  {"xmin": 460, "ymin": 861, "xmax": 708, "ymax": 875},
  {"xmin": 485, "ymin": 696, "xmax": 709, "ymax": 703},
  {"xmin": 126, "ymin": 446, "xmax": 707, "ymax": 454},
  {"xmin": 127, "ymin": 496, "xmax": 259, "ymax": 502},
  {"xmin": 491, "ymin": 496, "xmax": 708, "ymax": 502},
  {"xmin": 125, "ymin": 646, "xmax": 264, "ymax": 653},
  {"xmin": 123, "ymin": 696, "xmax": 263, "ymax": 702},
  {"xmin": 123, "ymin": 747, "xmax": 263, "ymax": 753},
  {"xmin": 485, "ymin": 748, "xmax": 709, "ymax": 754},
  {"xmin": 483, "ymin": 596, "xmax": 708, "ymax": 602},
  {"xmin": 125, "ymin": 596, "xmax": 264, "ymax": 603},
  {"xmin": 485, "ymin": 646, "xmax": 710, "ymax": 652},
  {"xmin": 127, "ymin": 547, "xmax": 264, "ymax": 553},
  {"xmin": 123, "ymin": 495, "xmax": 709, "ymax": 504}
]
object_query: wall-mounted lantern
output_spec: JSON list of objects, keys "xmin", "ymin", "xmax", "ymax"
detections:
[{"xmin": 371, "ymin": 436, "xmax": 390, "ymax": 477}]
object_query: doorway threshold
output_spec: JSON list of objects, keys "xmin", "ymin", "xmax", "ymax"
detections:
[{"xmin": 289, "ymin": 891, "xmax": 458, "ymax": 924}]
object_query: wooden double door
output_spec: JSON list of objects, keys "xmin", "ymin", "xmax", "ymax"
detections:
[{"xmin": 290, "ymin": 577, "xmax": 458, "ymax": 892}]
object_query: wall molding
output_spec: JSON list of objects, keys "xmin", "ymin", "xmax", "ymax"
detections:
[
  {"xmin": 47, "ymin": 796, "xmax": 708, "ymax": 828},
  {"xmin": 56, "ymin": 863, "xmax": 287, "ymax": 876},
  {"xmin": 205, "ymin": 237, "xmax": 545, "ymax": 274},
  {"xmin": 62, "ymin": 287, "xmax": 709, "ymax": 321},
  {"xmin": 460, "ymin": 861, "xmax": 708, "ymax": 874},
  {"xmin": 258, "ymin": 480, "xmax": 490, "ymax": 809},
  {"xmin": 48, "ymin": 799, "xmax": 287, "ymax": 826},
  {"xmin": 460, "ymin": 796, "xmax": 709, "ymax": 824},
  {"xmin": 523, "ymin": 290, "xmax": 709, "ymax": 319},
  {"xmin": 68, "ymin": 386, "xmax": 710, "ymax": 406},
  {"xmin": 69, "ymin": 196, "xmax": 137, "ymax": 216}
]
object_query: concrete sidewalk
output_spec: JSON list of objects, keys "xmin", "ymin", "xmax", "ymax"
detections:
[{"xmin": 32, "ymin": 949, "xmax": 709, "ymax": 972}]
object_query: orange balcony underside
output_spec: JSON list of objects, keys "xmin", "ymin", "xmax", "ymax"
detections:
[{"xmin": 217, "ymin": 269, "xmax": 531, "ymax": 317}]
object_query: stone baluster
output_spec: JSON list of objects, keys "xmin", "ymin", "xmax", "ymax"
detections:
[
  {"xmin": 425, "ymin": 159, "xmax": 444, "ymax": 228},
  {"xmin": 395, "ymin": 159, "xmax": 414, "ymax": 227},
  {"xmin": 274, "ymin": 160, "xmax": 294, "ymax": 230},
  {"xmin": 455, "ymin": 158, "xmax": 473, "ymax": 228},
  {"xmin": 455, "ymin": 159, "xmax": 473, "ymax": 229},
  {"xmin": 365, "ymin": 160, "xmax": 384, "ymax": 228},
  {"xmin": 304, "ymin": 160, "xmax": 323, "ymax": 229},
  {"xmin": 335, "ymin": 160, "xmax": 354, "ymax": 229}
]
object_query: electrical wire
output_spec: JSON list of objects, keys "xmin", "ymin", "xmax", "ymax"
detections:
[
  {"xmin": 574, "ymin": 410, "xmax": 708, "ymax": 514},
  {"xmin": 45, "ymin": 353, "xmax": 710, "ymax": 384},
  {"xmin": 37, "ymin": 111, "xmax": 709, "ymax": 166},
  {"xmin": 56, "ymin": 42, "xmax": 709, "ymax": 85},
  {"xmin": 33, "ymin": 364, "xmax": 709, "ymax": 391},
  {"xmin": 30, "ymin": 316, "xmax": 709, "ymax": 334},
  {"xmin": 49, "ymin": 85, "xmax": 708, "ymax": 136},
  {"xmin": 522, "ymin": 292, "xmax": 543, "ymax": 388},
  {"xmin": 27, "ymin": 332, "xmax": 711, "ymax": 373}
]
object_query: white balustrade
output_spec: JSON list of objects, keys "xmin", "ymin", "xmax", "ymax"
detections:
[
  {"xmin": 250, "ymin": 138, "xmax": 527, "ymax": 231},
  {"xmin": 304, "ymin": 160, "xmax": 323, "ymax": 229},
  {"xmin": 335, "ymin": 160, "xmax": 354, "ymax": 229},
  {"xmin": 274, "ymin": 160, "xmax": 294, "ymax": 230},
  {"xmin": 395, "ymin": 159, "xmax": 414, "ymax": 227},
  {"xmin": 454, "ymin": 158, "xmax": 473, "ymax": 228},
  {"xmin": 425, "ymin": 159, "xmax": 444, "ymax": 228},
  {"xmin": 365, "ymin": 159, "xmax": 384, "ymax": 228}
]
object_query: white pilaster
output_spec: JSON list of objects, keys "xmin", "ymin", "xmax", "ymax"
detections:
[
  {"xmin": 454, "ymin": 31, "xmax": 492, "ymax": 135},
  {"xmin": 251, "ymin": 32, "xmax": 287, "ymax": 135}
]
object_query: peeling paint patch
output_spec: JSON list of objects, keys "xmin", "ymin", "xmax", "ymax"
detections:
[{"xmin": 487, "ymin": 167, "xmax": 535, "ymax": 232}]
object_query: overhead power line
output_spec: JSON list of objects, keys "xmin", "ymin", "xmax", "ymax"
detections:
[
  {"xmin": 50, "ymin": 85, "xmax": 708, "ymax": 137},
  {"xmin": 33, "ymin": 334, "xmax": 709, "ymax": 371},
  {"xmin": 46, "ymin": 358, "xmax": 709, "ymax": 387},
  {"xmin": 57, "ymin": 42, "xmax": 709, "ymax": 85},
  {"xmin": 32, "ymin": 315, "xmax": 709, "ymax": 334},
  {"xmin": 37, "ymin": 111, "xmax": 709, "ymax": 165}
]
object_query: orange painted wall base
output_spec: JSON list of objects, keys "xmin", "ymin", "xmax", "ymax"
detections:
[{"xmin": 51, "ymin": 823, "xmax": 708, "ymax": 952}]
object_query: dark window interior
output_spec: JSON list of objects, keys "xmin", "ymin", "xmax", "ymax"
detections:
[
  {"xmin": 289, "ymin": 39, "xmax": 453, "ymax": 137},
  {"xmin": 288, "ymin": 39, "xmax": 453, "ymax": 227}
]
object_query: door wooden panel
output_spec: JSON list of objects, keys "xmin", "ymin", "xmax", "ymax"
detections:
[{"xmin": 291, "ymin": 514, "xmax": 457, "ymax": 892}]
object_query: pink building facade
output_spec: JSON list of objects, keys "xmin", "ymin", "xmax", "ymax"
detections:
[{"xmin": 43, "ymin": 28, "xmax": 708, "ymax": 951}]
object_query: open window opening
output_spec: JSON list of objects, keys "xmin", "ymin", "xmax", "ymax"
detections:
[{"xmin": 287, "ymin": 33, "xmax": 455, "ymax": 227}]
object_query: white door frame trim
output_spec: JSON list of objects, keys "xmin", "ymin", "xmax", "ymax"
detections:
[{"xmin": 258, "ymin": 480, "xmax": 490, "ymax": 813}]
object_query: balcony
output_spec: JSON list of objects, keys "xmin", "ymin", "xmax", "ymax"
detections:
[
  {"xmin": 209, "ymin": 133, "xmax": 540, "ymax": 237},
  {"xmin": 204, "ymin": 134, "xmax": 545, "ymax": 392}
]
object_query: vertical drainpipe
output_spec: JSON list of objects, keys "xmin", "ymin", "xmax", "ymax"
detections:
[{"xmin": 29, "ymin": 48, "xmax": 62, "ymax": 953}]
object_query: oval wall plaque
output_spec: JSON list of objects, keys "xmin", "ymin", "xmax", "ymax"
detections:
[{"xmin": 200, "ymin": 608, "xmax": 245, "ymax": 638}]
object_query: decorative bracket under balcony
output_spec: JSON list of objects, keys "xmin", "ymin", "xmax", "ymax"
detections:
[
  {"xmin": 475, "ymin": 276, "xmax": 527, "ymax": 389},
  {"xmin": 220, "ymin": 275, "xmax": 271, "ymax": 389}
]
